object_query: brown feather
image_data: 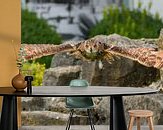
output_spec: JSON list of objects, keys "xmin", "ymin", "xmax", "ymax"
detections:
[
  {"xmin": 19, "ymin": 41, "xmax": 80, "ymax": 62},
  {"xmin": 109, "ymin": 46, "xmax": 163, "ymax": 69}
]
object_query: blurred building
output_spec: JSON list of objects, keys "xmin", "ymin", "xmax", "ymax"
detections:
[
  {"xmin": 21, "ymin": 0, "xmax": 122, "ymax": 40},
  {"xmin": 21, "ymin": 0, "xmax": 163, "ymax": 40},
  {"xmin": 133, "ymin": 0, "xmax": 163, "ymax": 19}
]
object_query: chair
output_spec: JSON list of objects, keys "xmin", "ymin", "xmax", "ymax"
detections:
[
  {"xmin": 128, "ymin": 110, "xmax": 154, "ymax": 130},
  {"xmin": 65, "ymin": 79, "xmax": 95, "ymax": 130}
]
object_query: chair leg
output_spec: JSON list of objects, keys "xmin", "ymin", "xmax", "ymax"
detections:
[
  {"xmin": 128, "ymin": 116, "xmax": 135, "ymax": 130},
  {"xmin": 147, "ymin": 117, "xmax": 154, "ymax": 130},
  {"xmin": 66, "ymin": 109, "xmax": 74, "ymax": 130},
  {"xmin": 136, "ymin": 117, "xmax": 141, "ymax": 130},
  {"xmin": 87, "ymin": 109, "xmax": 95, "ymax": 130}
]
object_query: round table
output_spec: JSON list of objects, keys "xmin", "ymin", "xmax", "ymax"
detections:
[{"xmin": 0, "ymin": 86, "xmax": 158, "ymax": 130}]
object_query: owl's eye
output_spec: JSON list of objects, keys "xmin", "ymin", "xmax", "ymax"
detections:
[
  {"xmin": 94, "ymin": 44, "xmax": 97, "ymax": 48},
  {"xmin": 85, "ymin": 44, "xmax": 89, "ymax": 48}
]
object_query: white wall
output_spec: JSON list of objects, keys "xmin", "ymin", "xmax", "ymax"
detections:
[{"xmin": 133, "ymin": 0, "xmax": 163, "ymax": 19}]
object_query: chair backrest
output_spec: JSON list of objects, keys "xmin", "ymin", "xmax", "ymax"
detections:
[
  {"xmin": 66, "ymin": 79, "xmax": 94, "ymax": 108},
  {"xmin": 69, "ymin": 79, "xmax": 89, "ymax": 87}
]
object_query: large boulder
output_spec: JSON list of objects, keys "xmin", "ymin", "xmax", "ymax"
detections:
[
  {"xmin": 43, "ymin": 65, "xmax": 81, "ymax": 86},
  {"xmin": 49, "ymin": 52, "xmax": 159, "ymax": 87},
  {"xmin": 81, "ymin": 59, "xmax": 159, "ymax": 86},
  {"xmin": 51, "ymin": 52, "xmax": 82, "ymax": 68}
]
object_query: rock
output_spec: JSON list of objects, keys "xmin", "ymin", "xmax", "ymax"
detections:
[
  {"xmin": 22, "ymin": 94, "xmax": 163, "ymax": 125},
  {"xmin": 21, "ymin": 111, "xmax": 68, "ymax": 125},
  {"xmin": 21, "ymin": 97, "xmax": 67, "ymax": 112},
  {"xmin": 94, "ymin": 97, "xmax": 110, "ymax": 125},
  {"xmin": 21, "ymin": 110, "xmax": 90, "ymax": 125},
  {"xmin": 81, "ymin": 58, "xmax": 135, "ymax": 86},
  {"xmin": 148, "ymin": 80, "xmax": 163, "ymax": 92},
  {"xmin": 95, "ymin": 94, "xmax": 163, "ymax": 125},
  {"xmin": 123, "ymin": 94, "xmax": 163, "ymax": 125},
  {"xmin": 43, "ymin": 65, "xmax": 81, "ymax": 86},
  {"xmin": 49, "ymin": 53, "xmax": 159, "ymax": 87},
  {"xmin": 50, "ymin": 52, "xmax": 82, "ymax": 68},
  {"xmin": 47, "ymin": 33, "xmax": 160, "ymax": 87},
  {"xmin": 158, "ymin": 28, "xmax": 163, "ymax": 49},
  {"xmin": 21, "ymin": 97, "xmax": 96, "ymax": 125},
  {"xmin": 158, "ymin": 29, "xmax": 163, "ymax": 87},
  {"xmin": 22, "ymin": 97, "xmax": 47, "ymax": 111}
]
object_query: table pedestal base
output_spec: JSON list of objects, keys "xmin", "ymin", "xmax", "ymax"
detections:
[
  {"xmin": 0, "ymin": 96, "xmax": 18, "ymax": 130},
  {"xmin": 110, "ymin": 96, "xmax": 127, "ymax": 130}
]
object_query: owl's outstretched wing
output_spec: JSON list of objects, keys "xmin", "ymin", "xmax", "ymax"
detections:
[
  {"xmin": 91, "ymin": 34, "xmax": 163, "ymax": 69},
  {"xmin": 18, "ymin": 34, "xmax": 163, "ymax": 70},
  {"xmin": 18, "ymin": 41, "xmax": 81, "ymax": 62},
  {"xmin": 109, "ymin": 46, "xmax": 163, "ymax": 69}
]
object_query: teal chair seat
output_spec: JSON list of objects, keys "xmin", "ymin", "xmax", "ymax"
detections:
[
  {"xmin": 65, "ymin": 79, "xmax": 95, "ymax": 130},
  {"xmin": 66, "ymin": 97, "xmax": 94, "ymax": 108}
]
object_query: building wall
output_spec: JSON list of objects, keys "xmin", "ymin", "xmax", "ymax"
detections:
[
  {"xmin": 0, "ymin": 0, "xmax": 21, "ymax": 126},
  {"xmin": 133, "ymin": 0, "xmax": 163, "ymax": 19},
  {"xmin": 0, "ymin": 0, "xmax": 21, "ymax": 86}
]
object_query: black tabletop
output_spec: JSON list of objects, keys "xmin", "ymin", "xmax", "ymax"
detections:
[{"xmin": 0, "ymin": 86, "xmax": 158, "ymax": 97}]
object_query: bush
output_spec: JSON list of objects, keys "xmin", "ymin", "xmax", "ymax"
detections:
[
  {"xmin": 21, "ymin": 9, "xmax": 62, "ymax": 68},
  {"xmin": 21, "ymin": 9, "xmax": 62, "ymax": 43},
  {"xmin": 89, "ymin": 3, "xmax": 163, "ymax": 38},
  {"xmin": 22, "ymin": 62, "xmax": 46, "ymax": 86}
]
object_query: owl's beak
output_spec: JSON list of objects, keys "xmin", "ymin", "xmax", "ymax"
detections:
[{"xmin": 90, "ymin": 48, "xmax": 93, "ymax": 53}]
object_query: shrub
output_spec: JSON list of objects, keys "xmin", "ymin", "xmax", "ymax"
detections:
[
  {"xmin": 89, "ymin": 3, "xmax": 163, "ymax": 38},
  {"xmin": 21, "ymin": 9, "xmax": 62, "ymax": 68},
  {"xmin": 21, "ymin": 9, "xmax": 62, "ymax": 43},
  {"xmin": 22, "ymin": 62, "xmax": 46, "ymax": 86}
]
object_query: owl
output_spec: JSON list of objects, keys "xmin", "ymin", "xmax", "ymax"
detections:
[{"xmin": 17, "ymin": 34, "xmax": 163, "ymax": 70}]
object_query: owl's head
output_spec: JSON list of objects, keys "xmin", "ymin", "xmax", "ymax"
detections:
[{"xmin": 78, "ymin": 39, "xmax": 107, "ymax": 60}]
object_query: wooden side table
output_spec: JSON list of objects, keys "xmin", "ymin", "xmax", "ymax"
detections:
[{"xmin": 128, "ymin": 110, "xmax": 154, "ymax": 130}]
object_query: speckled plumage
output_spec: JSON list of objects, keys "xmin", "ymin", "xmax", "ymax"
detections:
[{"xmin": 18, "ymin": 34, "xmax": 163, "ymax": 69}]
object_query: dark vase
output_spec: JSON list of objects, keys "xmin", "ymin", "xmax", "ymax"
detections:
[{"xmin": 11, "ymin": 71, "xmax": 27, "ymax": 91}]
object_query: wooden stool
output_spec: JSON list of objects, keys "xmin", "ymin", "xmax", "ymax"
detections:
[{"xmin": 128, "ymin": 110, "xmax": 154, "ymax": 130}]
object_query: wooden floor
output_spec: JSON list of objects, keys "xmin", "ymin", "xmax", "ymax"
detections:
[{"xmin": 19, "ymin": 125, "xmax": 163, "ymax": 130}]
